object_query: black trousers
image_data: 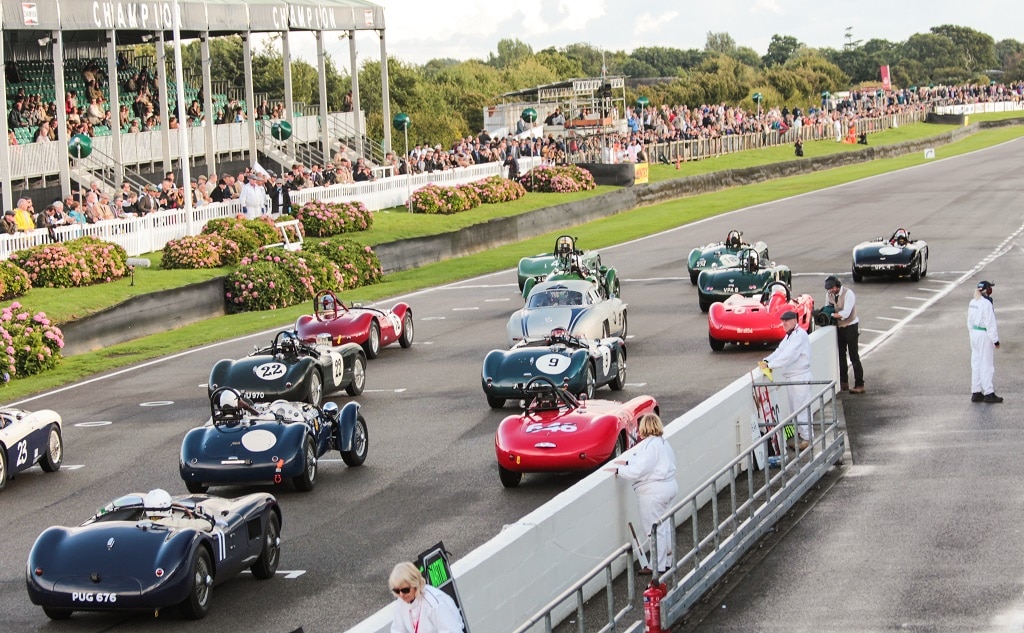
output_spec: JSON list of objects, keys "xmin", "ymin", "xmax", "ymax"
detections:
[{"xmin": 837, "ymin": 324, "xmax": 864, "ymax": 387}]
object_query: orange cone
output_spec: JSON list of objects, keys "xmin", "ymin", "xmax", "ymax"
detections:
[{"xmin": 675, "ymin": 157, "xmax": 681, "ymax": 170}]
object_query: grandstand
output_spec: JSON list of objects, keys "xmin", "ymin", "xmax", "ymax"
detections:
[{"xmin": 0, "ymin": 0, "xmax": 393, "ymax": 212}]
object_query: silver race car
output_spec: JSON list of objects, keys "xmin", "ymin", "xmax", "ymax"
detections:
[{"xmin": 507, "ymin": 280, "xmax": 627, "ymax": 347}]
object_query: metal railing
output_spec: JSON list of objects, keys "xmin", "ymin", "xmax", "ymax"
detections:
[
  {"xmin": 513, "ymin": 544, "xmax": 639, "ymax": 633},
  {"xmin": 71, "ymin": 143, "xmax": 151, "ymax": 194},
  {"xmin": 652, "ymin": 379, "xmax": 844, "ymax": 630}
]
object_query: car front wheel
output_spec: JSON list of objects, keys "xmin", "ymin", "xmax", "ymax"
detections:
[
  {"xmin": 40, "ymin": 426, "xmax": 63, "ymax": 472},
  {"xmin": 293, "ymin": 438, "xmax": 317, "ymax": 492},
  {"xmin": 399, "ymin": 314, "xmax": 414, "ymax": 348},
  {"xmin": 609, "ymin": 351, "xmax": 627, "ymax": 391},
  {"xmin": 345, "ymin": 356, "xmax": 366, "ymax": 396},
  {"xmin": 180, "ymin": 548, "xmax": 213, "ymax": 620},
  {"xmin": 306, "ymin": 371, "xmax": 323, "ymax": 406},
  {"xmin": 499, "ymin": 465, "xmax": 523, "ymax": 488},
  {"xmin": 340, "ymin": 415, "xmax": 368, "ymax": 467},
  {"xmin": 250, "ymin": 513, "xmax": 281, "ymax": 580},
  {"xmin": 363, "ymin": 321, "xmax": 381, "ymax": 359}
]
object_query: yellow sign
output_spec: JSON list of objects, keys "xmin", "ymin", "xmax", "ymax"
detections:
[{"xmin": 634, "ymin": 162, "xmax": 649, "ymax": 185}]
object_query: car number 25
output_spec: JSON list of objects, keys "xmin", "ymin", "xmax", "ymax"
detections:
[{"xmin": 254, "ymin": 362, "xmax": 287, "ymax": 380}]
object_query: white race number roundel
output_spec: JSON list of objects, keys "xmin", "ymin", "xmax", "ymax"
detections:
[
  {"xmin": 878, "ymin": 246, "xmax": 901, "ymax": 256},
  {"xmin": 241, "ymin": 429, "xmax": 278, "ymax": 452},
  {"xmin": 253, "ymin": 362, "xmax": 287, "ymax": 381},
  {"xmin": 535, "ymin": 353, "xmax": 572, "ymax": 375}
]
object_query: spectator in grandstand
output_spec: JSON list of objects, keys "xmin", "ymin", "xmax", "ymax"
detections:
[
  {"xmin": 336, "ymin": 159, "xmax": 354, "ymax": 184},
  {"xmin": 503, "ymin": 152, "xmax": 520, "ymax": 180},
  {"xmin": 240, "ymin": 173, "xmax": 267, "ymax": 219},
  {"xmin": 308, "ymin": 164, "xmax": 325, "ymax": 188},
  {"xmin": 8, "ymin": 98, "xmax": 27, "ymax": 129},
  {"xmin": 7, "ymin": 130, "xmax": 17, "ymax": 146},
  {"xmin": 86, "ymin": 96, "xmax": 105, "ymax": 126},
  {"xmin": 168, "ymin": 115, "xmax": 180, "ymax": 130},
  {"xmin": 209, "ymin": 178, "xmax": 230, "ymax": 203},
  {"xmin": 1, "ymin": 209, "xmax": 18, "ymax": 235},
  {"xmin": 67, "ymin": 200, "xmax": 89, "ymax": 224},
  {"xmin": 33, "ymin": 120, "xmax": 55, "ymax": 143},
  {"xmin": 136, "ymin": 184, "xmax": 159, "ymax": 215},
  {"xmin": 268, "ymin": 176, "xmax": 292, "ymax": 216},
  {"xmin": 354, "ymin": 158, "xmax": 375, "ymax": 182},
  {"xmin": 128, "ymin": 118, "xmax": 142, "ymax": 133},
  {"xmin": 92, "ymin": 193, "xmax": 115, "ymax": 222},
  {"xmin": 14, "ymin": 198, "xmax": 35, "ymax": 232}
]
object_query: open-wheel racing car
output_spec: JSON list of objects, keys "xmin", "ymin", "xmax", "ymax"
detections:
[
  {"xmin": 26, "ymin": 488, "xmax": 281, "ymax": 621},
  {"xmin": 482, "ymin": 327, "xmax": 627, "ymax": 408},
  {"xmin": 517, "ymin": 235, "xmax": 605, "ymax": 292},
  {"xmin": 696, "ymin": 246, "xmax": 791, "ymax": 312},
  {"xmin": 209, "ymin": 329, "xmax": 366, "ymax": 406},
  {"xmin": 1, "ymin": 407, "xmax": 63, "ymax": 491},
  {"xmin": 851, "ymin": 228, "xmax": 929, "ymax": 282},
  {"xmin": 521, "ymin": 235, "xmax": 620, "ymax": 300},
  {"xmin": 295, "ymin": 289, "xmax": 413, "ymax": 359},
  {"xmin": 707, "ymin": 281, "xmax": 814, "ymax": 350},
  {"xmin": 180, "ymin": 387, "xmax": 368, "ymax": 493},
  {"xmin": 687, "ymin": 230, "xmax": 769, "ymax": 285},
  {"xmin": 494, "ymin": 376, "xmax": 658, "ymax": 488},
  {"xmin": 508, "ymin": 279, "xmax": 627, "ymax": 347}
]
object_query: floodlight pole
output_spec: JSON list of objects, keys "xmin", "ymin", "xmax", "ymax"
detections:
[
  {"xmin": 172, "ymin": 0, "xmax": 194, "ymax": 234},
  {"xmin": 404, "ymin": 125, "xmax": 411, "ymax": 212}
]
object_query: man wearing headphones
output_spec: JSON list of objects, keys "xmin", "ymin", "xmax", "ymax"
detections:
[
  {"xmin": 969, "ymin": 280, "xmax": 1002, "ymax": 403},
  {"xmin": 825, "ymin": 275, "xmax": 865, "ymax": 394}
]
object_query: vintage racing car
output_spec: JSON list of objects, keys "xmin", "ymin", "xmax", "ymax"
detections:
[
  {"xmin": 696, "ymin": 246, "xmax": 791, "ymax": 312},
  {"xmin": 707, "ymin": 281, "xmax": 814, "ymax": 350},
  {"xmin": 687, "ymin": 230, "xmax": 769, "ymax": 285},
  {"xmin": 521, "ymin": 235, "xmax": 620, "ymax": 300},
  {"xmin": 517, "ymin": 235, "xmax": 604, "ymax": 292},
  {"xmin": 1, "ymin": 407, "xmax": 63, "ymax": 491},
  {"xmin": 851, "ymin": 228, "xmax": 929, "ymax": 282},
  {"xmin": 180, "ymin": 387, "xmax": 368, "ymax": 493},
  {"xmin": 482, "ymin": 327, "xmax": 626, "ymax": 408},
  {"xmin": 26, "ymin": 488, "xmax": 281, "ymax": 620},
  {"xmin": 209, "ymin": 329, "xmax": 366, "ymax": 406},
  {"xmin": 507, "ymin": 279, "xmax": 627, "ymax": 347},
  {"xmin": 295, "ymin": 289, "xmax": 413, "ymax": 359},
  {"xmin": 494, "ymin": 376, "xmax": 658, "ymax": 487}
]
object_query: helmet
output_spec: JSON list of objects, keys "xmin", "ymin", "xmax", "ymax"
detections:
[
  {"xmin": 824, "ymin": 275, "xmax": 841, "ymax": 290},
  {"xmin": 320, "ymin": 294, "xmax": 335, "ymax": 311},
  {"xmin": 548, "ymin": 327, "xmax": 568, "ymax": 344},
  {"xmin": 556, "ymin": 236, "xmax": 573, "ymax": 256},
  {"xmin": 726, "ymin": 230, "xmax": 742, "ymax": 249},
  {"xmin": 893, "ymin": 228, "xmax": 909, "ymax": 246},
  {"xmin": 278, "ymin": 330, "xmax": 300, "ymax": 355},
  {"xmin": 143, "ymin": 489, "xmax": 173, "ymax": 521}
]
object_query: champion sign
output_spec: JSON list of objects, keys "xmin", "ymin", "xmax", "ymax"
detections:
[{"xmin": 91, "ymin": 1, "xmax": 174, "ymax": 30}]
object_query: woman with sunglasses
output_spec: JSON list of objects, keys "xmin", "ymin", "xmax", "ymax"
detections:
[{"xmin": 388, "ymin": 561, "xmax": 465, "ymax": 633}]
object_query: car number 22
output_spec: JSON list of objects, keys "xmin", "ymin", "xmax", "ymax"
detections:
[
  {"xmin": 72, "ymin": 592, "xmax": 117, "ymax": 603},
  {"xmin": 254, "ymin": 362, "xmax": 287, "ymax": 381}
]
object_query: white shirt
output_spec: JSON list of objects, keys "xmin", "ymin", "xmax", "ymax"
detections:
[
  {"xmin": 240, "ymin": 182, "xmax": 265, "ymax": 210},
  {"xmin": 617, "ymin": 436, "xmax": 676, "ymax": 491},
  {"xmin": 391, "ymin": 584, "xmax": 465, "ymax": 633},
  {"xmin": 968, "ymin": 296, "xmax": 999, "ymax": 345},
  {"xmin": 764, "ymin": 326, "xmax": 812, "ymax": 379},
  {"xmin": 827, "ymin": 286, "xmax": 859, "ymax": 326}
]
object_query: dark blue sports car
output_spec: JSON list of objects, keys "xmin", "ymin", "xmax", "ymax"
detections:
[
  {"xmin": 26, "ymin": 488, "xmax": 281, "ymax": 620},
  {"xmin": 180, "ymin": 388, "xmax": 368, "ymax": 493}
]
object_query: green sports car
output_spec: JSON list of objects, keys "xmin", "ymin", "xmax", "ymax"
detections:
[
  {"xmin": 695, "ymin": 246, "xmax": 791, "ymax": 312},
  {"xmin": 518, "ymin": 235, "xmax": 605, "ymax": 293},
  {"xmin": 686, "ymin": 230, "xmax": 769, "ymax": 285}
]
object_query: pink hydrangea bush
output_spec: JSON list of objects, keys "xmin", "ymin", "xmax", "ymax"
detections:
[
  {"xmin": 0, "ymin": 302, "xmax": 64, "ymax": 382},
  {"xmin": 9, "ymin": 236, "xmax": 128, "ymax": 288},
  {"xmin": 409, "ymin": 183, "xmax": 481, "ymax": 214},
  {"xmin": 518, "ymin": 164, "xmax": 596, "ymax": 193},
  {"xmin": 224, "ymin": 250, "xmax": 344, "ymax": 313},
  {"xmin": 305, "ymin": 239, "xmax": 384, "ymax": 289},
  {"xmin": 162, "ymin": 234, "xmax": 241, "ymax": 269},
  {"xmin": 469, "ymin": 176, "xmax": 528, "ymax": 203},
  {"xmin": 202, "ymin": 217, "xmax": 278, "ymax": 254},
  {"xmin": 0, "ymin": 260, "xmax": 31, "ymax": 300},
  {"xmin": 295, "ymin": 200, "xmax": 374, "ymax": 237}
]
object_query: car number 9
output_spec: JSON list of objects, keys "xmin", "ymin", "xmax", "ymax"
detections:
[{"xmin": 535, "ymin": 354, "xmax": 571, "ymax": 375}]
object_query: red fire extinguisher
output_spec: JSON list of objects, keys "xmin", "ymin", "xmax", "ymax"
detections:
[{"xmin": 643, "ymin": 578, "xmax": 667, "ymax": 633}]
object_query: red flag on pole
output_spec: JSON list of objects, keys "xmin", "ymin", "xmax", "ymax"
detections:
[{"xmin": 880, "ymin": 65, "xmax": 891, "ymax": 91}]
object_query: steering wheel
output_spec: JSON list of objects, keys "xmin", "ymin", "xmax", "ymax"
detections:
[
  {"xmin": 209, "ymin": 386, "xmax": 258, "ymax": 429},
  {"xmin": 523, "ymin": 376, "xmax": 578, "ymax": 412},
  {"xmin": 760, "ymin": 280, "xmax": 792, "ymax": 305}
]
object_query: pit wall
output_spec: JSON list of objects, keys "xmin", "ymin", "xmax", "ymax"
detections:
[{"xmin": 347, "ymin": 328, "xmax": 839, "ymax": 633}]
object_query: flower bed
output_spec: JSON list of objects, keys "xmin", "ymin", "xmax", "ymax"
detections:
[
  {"xmin": 518, "ymin": 164, "xmax": 596, "ymax": 193},
  {"xmin": 409, "ymin": 183, "xmax": 481, "ymax": 214},
  {"xmin": 224, "ymin": 250, "xmax": 344, "ymax": 313},
  {"xmin": 162, "ymin": 234, "xmax": 241, "ymax": 269},
  {"xmin": 305, "ymin": 238, "xmax": 384, "ymax": 289},
  {"xmin": 0, "ymin": 302, "xmax": 64, "ymax": 383},
  {"xmin": 469, "ymin": 176, "xmax": 527, "ymax": 204},
  {"xmin": 294, "ymin": 200, "xmax": 374, "ymax": 237},
  {"xmin": 9, "ymin": 236, "xmax": 128, "ymax": 288},
  {"xmin": 0, "ymin": 260, "xmax": 31, "ymax": 301},
  {"xmin": 201, "ymin": 217, "xmax": 279, "ymax": 254}
]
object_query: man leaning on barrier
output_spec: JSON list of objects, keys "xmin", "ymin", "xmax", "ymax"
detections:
[{"xmin": 759, "ymin": 311, "xmax": 813, "ymax": 451}]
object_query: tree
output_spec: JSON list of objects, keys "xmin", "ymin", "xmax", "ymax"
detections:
[
  {"xmin": 995, "ymin": 39, "xmax": 1024, "ymax": 71},
  {"xmin": 733, "ymin": 47, "xmax": 763, "ymax": 69},
  {"xmin": 628, "ymin": 46, "xmax": 704, "ymax": 76},
  {"xmin": 843, "ymin": 27, "xmax": 862, "ymax": 51},
  {"xmin": 900, "ymin": 32, "xmax": 960, "ymax": 82},
  {"xmin": 534, "ymin": 48, "xmax": 583, "ymax": 79},
  {"xmin": 487, "ymin": 38, "xmax": 533, "ymax": 70},
  {"xmin": 705, "ymin": 32, "xmax": 737, "ymax": 56},
  {"xmin": 930, "ymin": 25, "xmax": 996, "ymax": 74},
  {"xmin": 762, "ymin": 34, "xmax": 803, "ymax": 67},
  {"xmin": 561, "ymin": 43, "xmax": 607, "ymax": 76}
]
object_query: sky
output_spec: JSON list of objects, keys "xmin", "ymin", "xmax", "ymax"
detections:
[{"xmin": 283, "ymin": 0, "xmax": 1017, "ymax": 70}]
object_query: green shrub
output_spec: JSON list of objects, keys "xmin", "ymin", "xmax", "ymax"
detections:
[
  {"xmin": 9, "ymin": 236, "xmax": 128, "ymax": 288},
  {"xmin": 409, "ymin": 183, "xmax": 481, "ymax": 214},
  {"xmin": 518, "ymin": 164, "xmax": 596, "ymax": 193},
  {"xmin": 467, "ymin": 176, "xmax": 527, "ymax": 203},
  {"xmin": 0, "ymin": 260, "xmax": 31, "ymax": 300},
  {"xmin": 162, "ymin": 234, "xmax": 241, "ymax": 269},
  {"xmin": 0, "ymin": 302, "xmax": 64, "ymax": 382},
  {"xmin": 202, "ymin": 217, "xmax": 278, "ymax": 254},
  {"xmin": 224, "ymin": 250, "xmax": 344, "ymax": 312},
  {"xmin": 305, "ymin": 239, "xmax": 384, "ymax": 289}
]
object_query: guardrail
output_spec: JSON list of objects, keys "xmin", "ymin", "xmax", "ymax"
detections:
[
  {"xmin": 513, "ymin": 544, "xmax": 639, "ymax": 633},
  {"xmin": 654, "ymin": 380, "xmax": 844, "ymax": 629}
]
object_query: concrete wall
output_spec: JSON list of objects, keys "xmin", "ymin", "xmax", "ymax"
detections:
[{"xmin": 347, "ymin": 328, "xmax": 839, "ymax": 633}]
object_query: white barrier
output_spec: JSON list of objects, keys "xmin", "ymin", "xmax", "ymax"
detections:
[
  {"xmin": 934, "ymin": 101, "xmax": 1024, "ymax": 116},
  {"xmin": 346, "ymin": 328, "xmax": 840, "ymax": 633}
]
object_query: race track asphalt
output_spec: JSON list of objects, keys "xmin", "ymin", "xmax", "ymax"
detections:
[{"xmin": 2, "ymin": 137, "xmax": 1022, "ymax": 633}]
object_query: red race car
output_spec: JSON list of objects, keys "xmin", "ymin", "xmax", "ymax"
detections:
[
  {"xmin": 295, "ymin": 290, "xmax": 414, "ymax": 359},
  {"xmin": 494, "ymin": 376, "xmax": 659, "ymax": 488},
  {"xmin": 707, "ymin": 280, "xmax": 814, "ymax": 351}
]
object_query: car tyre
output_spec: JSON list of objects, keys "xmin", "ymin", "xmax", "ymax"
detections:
[
  {"xmin": 40, "ymin": 426, "xmax": 63, "ymax": 472},
  {"xmin": 486, "ymin": 395, "xmax": 506, "ymax": 409},
  {"xmin": 620, "ymin": 310, "xmax": 628, "ymax": 338},
  {"xmin": 921, "ymin": 252, "xmax": 929, "ymax": 277},
  {"xmin": 42, "ymin": 607, "xmax": 73, "ymax": 620},
  {"xmin": 612, "ymin": 432, "xmax": 628, "ymax": 459},
  {"xmin": 180, "ymin": 548, "xmax": 213, "ymax": 620},
  {"xmin": 345, "ymin": 355, "xmax": 366, "ymax": 396},
  {"xmin": 340, "ymin": 414, "xmax": 368, "ymax": 467},
  {"xmin": 583, "ymin": 362, "xmax": 596, "ymax": 399},
  {"xmin": 851, "ymin": 268, "xmax": 863, "ymax": 283},
  {"xmin": 185, "ymin": 481, "xmax": 209, "ymax": 494},
  {"xmin": 499, "ymin": 465, "xmax": 523, "ymax": 488},
  {"xmin": 250, "ymin": 513, "xmax": 281, "ymax": 580},
  {"xmin": 699, "ymin": 297, "xmax": 712, "ymax": 312},
  {"xmin": 399, "ymin": 313, "xmax": 414, "ymax": 348},
  {"xmin": 363, "ymin": 321, "xmax": 381, "ymax": 359},
  {"xmin": 689, "ymin": 271, "xmax": 699, "ymax": 286},
  {"xmin": 306, "ymin": 370, "xmax": 323, "ymax": 406},
  {"xmin": 709, "ymin": 334, "xmax": 726, "ymax": 351},
  {"xmin": 609, "ymin": 350, "xmax": 627, "ymax": 391},
  {"xmin": 0, "ymin": 449, "xmax": 7, "ymax": 491},
  {"xmin": 293, "ymin": 437, "xmax": 317, "ymax": 492}
]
